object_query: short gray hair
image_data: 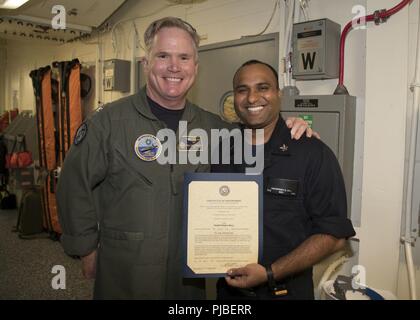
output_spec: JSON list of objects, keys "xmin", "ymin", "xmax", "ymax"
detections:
[{"xmin": 144, "ymin": 16, "xmax": 200, "ymax": 58}]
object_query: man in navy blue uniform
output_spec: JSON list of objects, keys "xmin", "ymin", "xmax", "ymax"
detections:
[{"xmin": 214, "ymin": 60, "xmax": 356, "ymax": 300}]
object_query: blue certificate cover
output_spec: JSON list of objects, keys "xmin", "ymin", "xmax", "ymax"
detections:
[{"xmin": 183, "ymin": 172, "xmax": 263, "ymax": 278}]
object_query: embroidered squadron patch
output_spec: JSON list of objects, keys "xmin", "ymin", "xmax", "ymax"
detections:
[
  {"xmin": 74, "ymin": 122, "xmax": 88, "ymax": 145},
  {"xmin": 134, "ymin": 134, "xmax": 162, "ymax": 161}
]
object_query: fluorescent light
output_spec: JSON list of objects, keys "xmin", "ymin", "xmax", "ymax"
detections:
[{"xmin": 0, "ymin": 0, "xmax": 30, "ymax": 10}]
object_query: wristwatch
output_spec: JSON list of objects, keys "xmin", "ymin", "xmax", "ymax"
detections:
[{"xmin": 265, "ymin": 264, "xmax": 288, "ymax": 296}]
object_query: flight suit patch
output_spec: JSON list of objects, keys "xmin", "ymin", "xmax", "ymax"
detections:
[
  {"xmin": 266, "ymin": 178, "xmax": 299, "ymax": 196},
  {"xmin": 178, "ymin": 136, "xmax": 202, "ymax": 151},
  {"xmin": 134, "ymin": 134, "xmax": 162, "ymax": 161},
  {"xmin": 74, "ymin": 122, "xmax": 88, "ymax": 146}
]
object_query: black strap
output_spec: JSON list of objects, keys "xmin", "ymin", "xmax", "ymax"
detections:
[
  {"xmin": 16, "ymin": 134, "xmax": 27, "ymax": 152},
  {"xmin": 265, "ymin": 264, "xmax": 276, "ymax": 290},
  {"xmin": 55, "ymin": 61, "xmax": 67, "ymax": 162},
  {"xmin": 53, "ymin": 59, "xmax": 80, "ymax": 162},
  {"xmin": 65, "ymin": 67, "xmax": 71, "ymax": 154},
  {"xmin": 30, "ymin": 69, "xmax": 44, "ymax": 168},
  {"xmin": 14, "ymin": 189, "xmax": 29, "ymax": 232},
  {"xmin": 65, "ymin": 59, "xmax": 80, "ymax": 154},
  {"xmin": 9, "ymin": 137, "xmax": 17, "ymax": 154},
  {"xmin": 33, "ymin": 67, "xmax": 54, "ymax": 232},
  {"xmin": 265, "ymin": 264, "xmax": 288, "ymax": 296}
]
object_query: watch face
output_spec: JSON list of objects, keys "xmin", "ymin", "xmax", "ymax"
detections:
[{"xmin": 219, "ymin": 91, "xmax": 240, "ymax": 123}]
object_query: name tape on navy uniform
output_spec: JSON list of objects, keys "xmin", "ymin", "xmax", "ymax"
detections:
[{"xmin": 134, "ymin": 134, "xmax": 162, "ymax": 161}]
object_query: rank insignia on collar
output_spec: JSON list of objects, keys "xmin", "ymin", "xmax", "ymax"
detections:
[
  {"xmin": 134, "ymin": 134, "xmax": 162, "ymax": 161},
  {"xmin": 74, "ymin": 122, "xmax": 88, "ymax": 146},
  {"xmin": 280, "ymin": 144, "xmax": 288, "ymax": 152}
]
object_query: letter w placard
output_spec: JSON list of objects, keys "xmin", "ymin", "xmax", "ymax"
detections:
[{"xmin": 301, "ymin": 52, "xmax": 316, "ymax": 70}]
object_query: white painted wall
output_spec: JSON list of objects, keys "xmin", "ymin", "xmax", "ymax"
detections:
[
  {"xmin": 4, "ymin": 39, "xmax": 58, "ymax": 111},
  {"xmin": 1, "ymin": 0, "xmax": 419, "ymax": 299},
  {"xmin": 357, "ymin": 0, "xmax": 407, "ymax": 296}
]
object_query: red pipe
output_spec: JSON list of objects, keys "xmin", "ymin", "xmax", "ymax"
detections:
[{"xmin": 337, "ymin": 0, "xmax": 411, "ymax": 92}]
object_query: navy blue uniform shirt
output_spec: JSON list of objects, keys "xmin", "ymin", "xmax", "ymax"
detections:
[{"xmin": 212, "ymin": 117, "xmax": 355, "ymax": 300}]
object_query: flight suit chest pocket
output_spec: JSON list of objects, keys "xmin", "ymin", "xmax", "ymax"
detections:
[{"xmin": 112, "ymin": 147, "xmax": 153, "ymax": 188}]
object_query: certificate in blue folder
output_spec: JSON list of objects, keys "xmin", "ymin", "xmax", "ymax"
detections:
[{"xmin": 183, "ymin": 172, "xmax": 263, "ymax": 278}]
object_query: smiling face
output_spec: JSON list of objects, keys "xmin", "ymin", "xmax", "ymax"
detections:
[
  {"xmin": 233, "ymin": 63, "xmax": 281, "ymax": 132},
  {"xmin": 144, "ymin": 27, "xmax": 198, "ymax": 110}
]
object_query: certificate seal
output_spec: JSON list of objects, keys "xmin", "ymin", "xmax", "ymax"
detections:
[{"xmin": 219, "ymin": 185, "xmax": 230, "ymax": 196}]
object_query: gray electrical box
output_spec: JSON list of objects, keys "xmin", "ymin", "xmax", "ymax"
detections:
[
  {"xmin": 104, "ymin": 59, "xmax": 130, "ymax": 92},
  {"xmin": 282, "ymin": 95, "xmax": 358, "ymax": 222},
  {"xmin": 292, "ymin": 19, "xmax": 340, "ymax": 80}
]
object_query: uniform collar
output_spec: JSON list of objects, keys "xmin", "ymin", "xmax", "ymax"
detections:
[
  {"xmin": 266, "ymin": 117, "xmax": 292, "ymax": 156},
  {"xmin": 263, "ymin": 117, "xmax": 292, "ymax": 171},
  {"xmin": 234, "ymin": 117, "xmax": 291, "ymax": 173},
  {"xmin": 133, "ymin": 86, "xmax": 198, "ymax": 123}
]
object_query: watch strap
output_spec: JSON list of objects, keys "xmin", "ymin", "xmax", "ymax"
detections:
[{"xmin": 265, "ymin": 264, "xmax": 288, "ymax": 297}]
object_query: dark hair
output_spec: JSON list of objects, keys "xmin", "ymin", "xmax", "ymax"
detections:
[
  {"xmin": 144, "ymin": 17, "xmax": 200, "ymax": 58},
  {"xmin": 233, "ymin": 59, "xmax": 279, "ymax": 89}
]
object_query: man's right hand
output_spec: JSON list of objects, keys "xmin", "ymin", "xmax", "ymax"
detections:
[{"xmin": 81, "ymin": 250, "xmax": 97, "ymax": 279}]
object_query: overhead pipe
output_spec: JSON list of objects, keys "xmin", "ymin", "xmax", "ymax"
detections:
[
  {"xmin": 283, "ymin": 0, "xmax": 307, "ymax": 96},
  {"xmin": 289, "ymin": 0, "xmax": 301, "ymax": 89},
  {"xmin": 283, "ymin": 0, "xmax": 296, "ymax": 87},
  {"xmin": 334, "ymin": 0, "xmax": 412, "ymax": 95}
]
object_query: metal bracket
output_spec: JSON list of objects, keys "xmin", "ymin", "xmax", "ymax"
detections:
[{"xmin": 374, "ymin": 9, "xmax": 388, "ymax": 25}]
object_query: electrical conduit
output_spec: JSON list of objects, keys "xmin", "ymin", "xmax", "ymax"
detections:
[
  {"xmin": 335, "ymin": 0, "xmax": 411, "ymax": 94},
  {"xmin": 402, "ymin": 1, "xmax": 420, "ymax": 300},
  {"xmin": 283, "ymin": 0, "xmax": 296, "ymax": 87}
]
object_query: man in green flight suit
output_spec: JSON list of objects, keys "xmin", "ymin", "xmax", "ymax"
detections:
[{"xmin": 56, "ymin": 16, "xmax": 313, "ymax": 299}]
